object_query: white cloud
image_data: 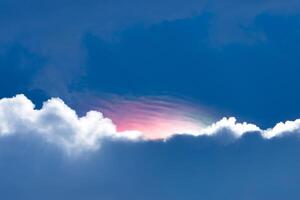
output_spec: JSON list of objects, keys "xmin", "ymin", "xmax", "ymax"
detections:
[
  {"xmin": 0, "ymin": 94, "xmax": 300, "ymax": 154},
  {"xmin": 197, "ymin": 117, "xmax": 261, "ymax": 137},
  {"xmin": 263, "ymin": 119, "xmax": 300, "ymax": 139},
  {"xmin": 0, "ymin": 94, "xmax": 142, "ymax": 153},
  {"xmin": 193, "ymin": 117, "xmax": 300, "ymax": 139}
]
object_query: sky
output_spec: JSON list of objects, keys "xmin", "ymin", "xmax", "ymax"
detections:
[{"xmin": 1, "ymin": 0, "xmax": 300, "ymax": 199}]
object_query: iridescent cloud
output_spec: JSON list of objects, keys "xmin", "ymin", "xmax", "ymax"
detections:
[
  {"xmin": 90, "ymin": 95, "xmax": 214, "ymax": 139},
  {"xmin": 1, "ymin": 94, "xmax": 300, "ymax": 154}
]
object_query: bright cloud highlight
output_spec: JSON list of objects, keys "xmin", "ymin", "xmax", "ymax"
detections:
[
  {"xmin": 0, "ymin": 94, "xmax": 141, "ymax": 153},
  {"xmin": 0, "ymin": 94, "xmax": 300, "ymax": 154}
]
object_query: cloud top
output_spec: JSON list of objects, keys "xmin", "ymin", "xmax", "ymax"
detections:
[
  {"xmin": 0, "ymin": 94, "xmax": 141, "ymax": 153},
  {"xmin": 0, "ymin": 94, "xmax": 299, "ymax": 154}
]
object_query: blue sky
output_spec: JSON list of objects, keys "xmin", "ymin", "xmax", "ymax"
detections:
[{"xmin": 1, "ymin": 0, "xmax": 300, "ymax": 199}]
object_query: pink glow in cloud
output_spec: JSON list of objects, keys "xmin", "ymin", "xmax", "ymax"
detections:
[{"xmin": 89, "ymin": 95, "xmax": 214, "ymax": 139}]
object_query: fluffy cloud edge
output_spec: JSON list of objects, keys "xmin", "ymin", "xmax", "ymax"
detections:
[
  {"xmin": 0, "ymin": 94, "xmax": 299, "ymax": 154},
  {"xmin": 0, "ymin": 94, "xmax": 142, "ymax": 154}
]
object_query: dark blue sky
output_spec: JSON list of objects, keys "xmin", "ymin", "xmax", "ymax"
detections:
[
  {"xmin": 1, "ymin": 0, "xmax": 300, "ymax": 127},
  {"xmin": 1, "ymin": 0, "xmax": 300, "ymax": 199}
]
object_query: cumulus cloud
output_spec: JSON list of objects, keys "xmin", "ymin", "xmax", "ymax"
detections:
[
  {"xmin": 193, "ymin": 117, "xmax": 300, "ymax": 139},
  {"xmin": 263, "ymin": 119, "xmax": 300, "ymax": 139},
  {"xmin": 0, "ymin": 94, "xmax": 141, "ymax": 153},
  {"xmin": 196, "ymin": 117, "xmax": 261, "ymax": 137},
  {"xmin": 0, "ymin": 94, "xmax": 300, "ymax": 154}
]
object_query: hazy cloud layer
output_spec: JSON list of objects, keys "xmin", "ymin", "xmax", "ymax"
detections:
[{"xmin": 1, "ymin": 124, "xmax": 300, "ymax": 200}]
